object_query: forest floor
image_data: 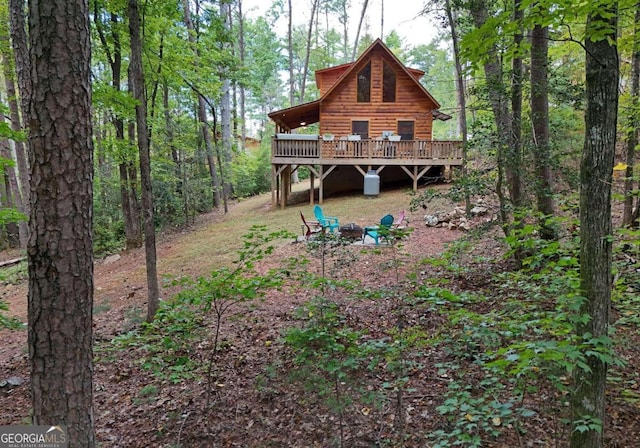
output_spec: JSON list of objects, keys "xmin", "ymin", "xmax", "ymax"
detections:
[{"xmin": 1, "ymin": 182, "xmax": 639, "ymax": 447}]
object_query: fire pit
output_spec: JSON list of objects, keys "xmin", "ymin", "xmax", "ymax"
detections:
[{"xmin": 339, "ymin": 223, "xmax": 363, "ymax": 241}]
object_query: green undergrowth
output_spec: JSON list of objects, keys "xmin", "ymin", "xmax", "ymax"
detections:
[
  {"xmin": 278, "ymin": 214, "xmax": 633, "ymax": 446},
  {"xmin": 0, "ymin": 261, "xmax": 26, "ymax": 329},
  {"xmin": 98, "ymin": 226, "xmax": 294, "ymax": 385},
  {"xmin": 95, "ymin": 213, "xmax": 640, "ymax": 446},
  {"xmin": 0, "ymin": 260, "xmax": 27, "ymax": 285}
]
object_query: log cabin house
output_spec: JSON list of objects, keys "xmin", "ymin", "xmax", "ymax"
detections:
[{"xmin": 268, "ymin": 38, "xmax": 463, "ymax": 208}]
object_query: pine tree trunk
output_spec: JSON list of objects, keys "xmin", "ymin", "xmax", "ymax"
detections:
[
  {"xmin": 352, "ymin": 0, "xmax": 369, "ymax": 61},
  {"xmin": 300, "ymin": 0, "xmax": 319, "ymax": 102},
  {"xmin": 340, "ymin": 1, "xmax": 349, "ymax": 63},
  {"xmin": 128, "ymin": 0, "xmax": 160, "ymax": 322},
  {"xmin": 1, "ymin": 12, "xmax": 30, "ymax": 220},
  {"xmin": 27, "ymin": 0, "xmax": 95, "ymax": 444},
  {"xmin": 570, "ymin": 4, "xmax": 618, "ymax": 448},
  {"xmin": 9, "ymin": 0, "xmax": 31, "ymax": 133}
]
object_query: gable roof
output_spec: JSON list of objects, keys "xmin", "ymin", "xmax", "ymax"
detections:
[
  {"xmin": 268, "ymin": 38, "xmax": 450, "ymax": 131},
  {"xmin": 314, "ymin": 62, "xmax": 352, "ymax": 90},
  {"xmin": 321, "ymin": 39, "xmax": 441, "ymax": 109}
]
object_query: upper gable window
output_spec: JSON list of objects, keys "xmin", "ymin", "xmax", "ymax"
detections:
[
  {"xmin": 383, "ymin": 61, "xmax": 396, "ymax": 102},
  {"xmin": 357, "ymin": 62, "xmax": 371, "ymax": 103}
]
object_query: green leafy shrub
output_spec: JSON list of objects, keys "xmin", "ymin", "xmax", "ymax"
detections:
[
  {"xmin": 231, "ymin": 145, "xmax": 271, "ymax": 198},
  {"xmin": 106, "ymin": 226, "xmax": 293, "ymax": 384},
  {"xmin": 284, "ymin": 297, "xmax": 374, "ymax": 444},
  {"xmin": 93, "ymin": 215, "xmax": 125, "ymax": 257}
]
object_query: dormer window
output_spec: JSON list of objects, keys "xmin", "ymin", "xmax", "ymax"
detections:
[
  {"xmin": 357, "ymin": 62, "xmax": 371, "ymax": 103},
  {"xmin": 383, "ymin": 61, "xmax": 396, "ymax": 102}
]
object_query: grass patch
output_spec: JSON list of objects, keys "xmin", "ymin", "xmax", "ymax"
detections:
[{"xmin": 0, "ymin": 260, "xmax": 28, "ymax": 285}]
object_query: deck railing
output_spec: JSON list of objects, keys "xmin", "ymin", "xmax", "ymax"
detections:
[{"xmin": 272, "ymin": 137, "xmax": 463, "ymax": 162}]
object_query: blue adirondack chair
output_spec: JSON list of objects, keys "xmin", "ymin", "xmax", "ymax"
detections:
[
  {"xmin": 313, "ymin": 205, "xmax": 340, "ymax": 233},
  {"xmin": 363, "ymin": 214, "xmax": 394, "ymax": 245}
]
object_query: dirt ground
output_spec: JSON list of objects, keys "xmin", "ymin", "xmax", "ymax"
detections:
[{"xmin": 1, "ymin": 192, "xmax": 639, "ymax": 447}]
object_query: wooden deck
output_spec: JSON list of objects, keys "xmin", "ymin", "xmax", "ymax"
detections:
[
  {"xmin": 271, "ymin": 138, "xmax": 463, "ymax": 165},
  {"xmin": 270, "ymin": 137, "xmax": 463, "ymax": 209}
]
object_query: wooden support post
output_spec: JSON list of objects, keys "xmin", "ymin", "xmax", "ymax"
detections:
[
  {"xmin": 354, "ymin": 165, "xmax": 367, "ymax": 177},
  {"xmin": 319, "ymin": 165, "xmax": 324, "ymax": 204},
  {"xmin": 271, "ymin": 165, "xmax": 277, "ymax": 209},
  {"xmin": 308, "ymin": 165, "xmax": 320, "ymax": 205},
  {"xmin": 281, "ymin": 165, "xmax": 291, "ymax": 209},
  {"xmin": 272, "ymin": 164, "xmax": 288, "ymax": 209}
]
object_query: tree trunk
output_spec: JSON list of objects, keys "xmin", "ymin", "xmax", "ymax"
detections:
[
  {"xmin": 0, "ymin": 63, "xmax": 28, "ymax": 248},
  {"xmin": 162, "ymin": 81, "xmax": 187, "ymax": 224},
  {"xmin": 623, "ymin": 6, "xmax": 640, "ymax": 227},
  {"xmin": 199, "ymin": 98, "xmax": 222, "ymax": 208},
  {"xmin": 209, "ymin": 104, "xmax": 224, "ymax": 207},
  {"xmin": 95, "ymin": 112, "xmax": 109, "ymax": 207},
  {"xmin": 469, "ymin": 0, "xmax": 520, "ymax": 234},
  {"xmin": 0, "ymin": 124, "xmax": 20, "ymax": 248},
  {"xmin": 570, "ymin": 4, "xmax": 618, "ymax": 448},
  {"xmin": 126, "ymin": 122, "xmax": 142, "ymax": 247},
  {"xmin": 237, "ymin": 0, "xmax": 247, "ymax": 147},
  {"xmin": 119, "ymin": 159, "xmax": 142, "ymax": 249},
  {"xmin": 148, "ymin": 35, "xmax": 164, "ymax": 144},
  {"xmin": 220, "ymin": 0, "xmax": 232, "ymax": 211},
  {"xmin": 380, "ymin": 0, "xmax": 384, "ymax": 39},
  {"xmin": 9, "ymin": 0, "xmax": 31, "ymax": 132},
  {"xmin": 183, "ymin": 0, "xmax": 222, "ymax": 209},
  {"xmin": 0, "ymin": 107, "xmax": 26, "ymax": 248},
  {"xmin": 287, "ymin": 0, "xmax": 295, "ymax": 105},
  {"xmin": 444, "ymin": 0, "xmax": 469, "ymax": 216},
  {"xmin": 8, "ymin": 0, "xmax": 31, "ymax": 224},
  {"xmin": 27, "ymin": 0, "xmax": 95, "ymax": 444},
  {"xmin": 511, "ymin": 0, "xmax": 524, "ymax": 210},
  {"xmin": 287, "ymin": 0, "xmax": 298, "ymax": 184},
  {"xmin": 1, "ymin": 8, "xmax": 30, "ymax": 214},
  {"xmin": 299, "ymin": 0, "xmax": 319, "ymax": 103},
  {"xmin": 531, "ymin": 22, "xmax": 556, "ymax": 239},
  {"xmin": 339, "ymin": 0, "xmax": 349, "ymax": 63},
  {"xmin": 352, "ymin": 0, "xmax": 369, "ymax": 61},
  {"xmin": 290, "ymin": 0, "xmax": 319, "ymax": 186},
  {"xmin": 128, "ymin": 0, "xmax": 160, "ymax": 323},
  {"xmin": 94, "ymin": 7, "xmax": 142, "ymax": 249}
]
